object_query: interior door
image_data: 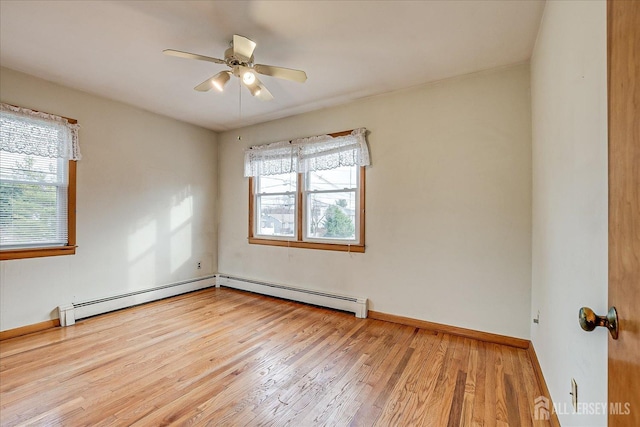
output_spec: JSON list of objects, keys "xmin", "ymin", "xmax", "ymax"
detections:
[{"xmin": 608, "ymin": 0, "xmax": 640, "ymax": 425}]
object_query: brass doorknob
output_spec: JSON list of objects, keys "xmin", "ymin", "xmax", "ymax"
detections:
[{"xmin": 579, "ymin": 306, "xmax": 618, "ymax": 339}]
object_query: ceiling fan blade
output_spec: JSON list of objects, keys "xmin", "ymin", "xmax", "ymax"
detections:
[
  {"xmin": 233, "ymin": 35, "xmax": 257, "ymax": 62},
  {"xmin": 194, "ymin": 76, "xmax": 215, "ymax": 92},
  {"xmin": 194, "ymin": 71, "xmax": 231, "ymax": 92},
  {"xmin": 255, "ymin": 82, "xmax": 274, "ymax": 101},
  {"xmin": 163, "ymin": 49, "xmax": 225, "ymax": 65},
  {"xmin": 254, "ymin": 64, "xmax": 307, "ymax": 83}
]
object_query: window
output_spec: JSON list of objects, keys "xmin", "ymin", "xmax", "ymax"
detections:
[
  {"xmin": 0, "ymin": 103, "xmax": 80, "ymax": 260},
  {"xmin": 246, "ymin": 129, "xmax": 369, "ymax": 252}
]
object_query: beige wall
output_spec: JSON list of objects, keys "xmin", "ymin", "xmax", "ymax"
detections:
[
  {"xmin": 218, "ymin": 64, "xmax": 532, "ymax": 339},
  {"xmin": 0, "ymin": 67, "xmax": 218, "ymax": 331},
  {"xmin": 530, "ymin": 1, "xmax": 608, "ymax": 426}
]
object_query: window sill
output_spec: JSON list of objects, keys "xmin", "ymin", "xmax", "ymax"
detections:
[
  {"xmin": 0, "ymin": 245, "xmax": 77, "ymax": 261},
  {"xmin": 249, "ymin": 237, "xmax": 365, "ymax": 253}
]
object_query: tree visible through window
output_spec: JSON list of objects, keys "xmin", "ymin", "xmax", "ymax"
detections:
[{"xmin": 324, "ymin": 203, "xmax": 355, "ymax": 238}]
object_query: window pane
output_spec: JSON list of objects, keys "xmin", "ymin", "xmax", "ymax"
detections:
[
  {"xmin": 306, "ymin": 191, "xmax": 356, "ymax": 240},
  {"xmin": 0, "ymin": 151, "xmax": 64, "ymax": 185},
  {"xmin": 0, "ymin": 152, "xmax": 68, "ymax": 248},
  {"xmin": 257, "ymin": 172, "xmax": 297, "ymax": 194},
  {"xmin": 257, "ymin": 194, "xmax": 296, "ymax": 237},
  {"xmin": 0, "ymin": 181, "xmax": 67, "ymax": 247},
  {"xmin": 307, "ymin": 165, "xmax": 357, "ymax": 192}
]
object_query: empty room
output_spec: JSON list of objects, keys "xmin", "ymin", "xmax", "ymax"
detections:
[{"xmin": 0, "ymin": 1, "xmax": 638, "ymax": 426}]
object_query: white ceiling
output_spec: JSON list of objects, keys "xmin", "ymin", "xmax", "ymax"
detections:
[{"xmin": 0, "ymin": 0, "xmax": 545, "ymax": 132}]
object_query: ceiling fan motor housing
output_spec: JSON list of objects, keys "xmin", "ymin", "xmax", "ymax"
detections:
[{"xmin": 224, "ymin": 47, "xmax": 253, "ymax": 67}]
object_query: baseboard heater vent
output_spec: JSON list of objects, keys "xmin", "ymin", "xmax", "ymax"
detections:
[
  {"xmin": 216, "ymin": 274, "xmax": 367, "ymax": 318},
  {"xmin": 58, "ymin": 275, "xmax": 217, "ymax": 326}
]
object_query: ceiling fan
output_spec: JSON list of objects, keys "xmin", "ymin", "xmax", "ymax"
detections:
[{"xmin": 163, "ymin": 35, "xmax": 307, "ymax": 101}]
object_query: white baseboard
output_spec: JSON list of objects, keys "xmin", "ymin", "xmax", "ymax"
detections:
[
  {"xmin": 59, "ymin": 275, "xmax": 217, "ymax": 326},
  {"xmin": 217, "ymin": 274, "xmax": 367, "ymax": 318}
]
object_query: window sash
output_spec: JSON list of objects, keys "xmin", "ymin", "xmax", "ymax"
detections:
[
  {"xmin": 302, "ymin": 166, "xmax": 360, "ymax": 244},
  {"xmin": 0, "ymin": 158, "xmax": 69, "ymax": 248},
  {"xmin": 254, "ymin": 190, "xmax": 297, "ymax": 239},
  {"xmin": 303, "ymin": 190, "xmax": 359, "ymax": 243}
]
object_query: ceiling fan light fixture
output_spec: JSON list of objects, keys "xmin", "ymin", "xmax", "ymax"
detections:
[
  {"xmin": 248, "ymin": 83, "xmax": 261, "ymax": 97},
  {"xmin": 242, "ymin": 71, "xmax": 256, "ymax": 85},
  {"xmin": 212, "ymin": 71, "xmax": 231, "ymax": 91}
]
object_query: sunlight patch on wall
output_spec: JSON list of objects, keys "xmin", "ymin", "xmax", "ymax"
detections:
[
  {"xmin": 127, "ymin": 219, "xmax": 158, "ymax": 289},
  {"xmin": 170, "ymin": 223, "xmax": 192, "ymax": 273},
  {"xmin": 128, "ymin": 219, "xmax": 157, "ymax": 261},
  {"xmin": 128, "ymin": 250, "xmax": 156, "ymax": 290},
  {"xmin": 170, "ymin": 193, "xmax": 193, "ymax": 231}
]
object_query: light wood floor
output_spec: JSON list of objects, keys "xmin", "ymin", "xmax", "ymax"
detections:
[{"xmin": 0, "ymin": 288, "xmax": 548, "ymax": 426}]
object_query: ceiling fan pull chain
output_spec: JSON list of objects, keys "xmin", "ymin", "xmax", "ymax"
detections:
[{"xmin": 237, "ymin": 78, "xmax": 243, "ymax": 140}]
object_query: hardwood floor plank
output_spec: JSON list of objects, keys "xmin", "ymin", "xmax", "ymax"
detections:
[
  {"xmin": 374, "ymin": 332, "xmax": 445, "ymax": 426},
  {"xmin": 0, "ymin": 288, "xmax": 550, "ymax": 426},
  {"xmin": 517, "ymin": 348, "xmax": 543, "ymax": 424},
  {"xmin": 349, "ymin": 327, "xmax": 420, "ymax": 426},
  {"xmin": 404, "ymin": 332, "xmax": 451, "ymax": 426},
  {"xmin": 448, "ymin": 370, "xmax": 468, "ymax": 427},
  {"xmin": 493, "ymin": 343, "xmax": 510, "ymax": 424},
  {"xmin": 505, "ymin": 374, "xmax": 522, "ymax": 427},
  {"xmin": 461, "ymin": 338, "xmax": 479, "ymax": 426},
  {"xmin": 472, "ymin": 341, "xmax": 488, "ymax": 427},
  {"xmin": 484, "ymin": 342, "xmax": 498, "ymax": 427}
]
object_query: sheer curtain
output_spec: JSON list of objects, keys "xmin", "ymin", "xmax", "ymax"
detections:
[
  {"xmin": 244, "ymin": 128, "xmax": 369, "ymax": 177},
  {"xmin": 243, "ymin": 140, "xmax": 297, "ymax": 177},
  {"xmin": 0, "ymin": 103, "xmax": 81, "ymax": 160}
]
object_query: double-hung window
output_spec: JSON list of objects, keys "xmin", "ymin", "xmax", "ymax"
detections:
[
  {"xmin": 0, "ymin": 103, "xmax": 80, "ymax": 260},
  {"xmin": 246, "ymin": 129, "xmax": 369, "ymax": 252}
]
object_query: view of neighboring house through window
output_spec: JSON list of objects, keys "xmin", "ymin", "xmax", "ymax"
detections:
[
  {"xmin": 246, "ymin": 128, "xmax": 369, "ymax": 252},
  {"xmin": 0, "ymin": 103, "xmax": 80, "ymax": 260},
  {"xmin": 255, "ymin": 171, "xmax": 297, "ymax": 237}
]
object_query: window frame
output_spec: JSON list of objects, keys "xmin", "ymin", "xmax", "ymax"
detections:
[
  {"xmin": 0, "ymin": 111, "xmax": 78, "ymax": 261},
  {"xmin": 249, "ymin": 165, "xmax": 365, "ymax": 253}
]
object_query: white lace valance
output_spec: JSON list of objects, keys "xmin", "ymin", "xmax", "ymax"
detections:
[
  {"xmin": 0, "ymin": 103, "xmax": 81, "ymax": 160},
  {"xmin": 244, "ymin": 128, "xmax": 369, "ymax": 177},
  {"xmin": 243, "ymin": 140, "xmax": 297, "ymax": 177}
]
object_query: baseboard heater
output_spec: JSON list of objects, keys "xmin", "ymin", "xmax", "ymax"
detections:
[
  {"xmin": 216, "ymin": 274, "xmax": 368, "ymax": 318},
  {"xmin": 58, "ymin": 275, "xmax": 217, "ymax": 326}
]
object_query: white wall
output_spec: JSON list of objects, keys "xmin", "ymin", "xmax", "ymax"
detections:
[
  {"xmin": 0, "ymin": 67, "xmax": 218, "ymax": 331},
  {"xmin": 218, "ymin": 64, "xmax": 532, "ymax": 339},
  {"xmin": 530, "ymin": 1, "xmax": 608, "ymax": 426}
]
